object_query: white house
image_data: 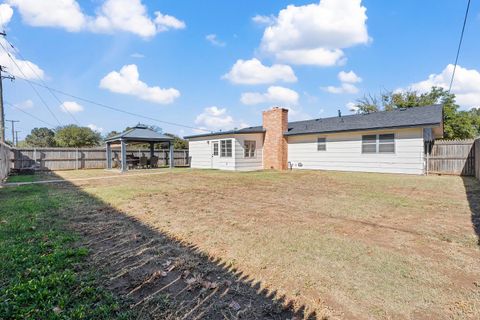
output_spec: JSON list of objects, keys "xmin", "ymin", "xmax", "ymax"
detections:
[{"xmin": 185, "ymin": 105, "xmax": 444, "ymax": 175}]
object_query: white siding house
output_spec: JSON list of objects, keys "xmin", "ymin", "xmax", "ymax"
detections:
[
  {"xmin": 186, "ymin": 105, "xmax": 444, "ymax": 175},
  {"xmin": 287, "ymin": 128, "xmax": 425, "ymax": 174},
  {"xmin": 188, "ymin": 133, "xmax": 264, "ymax": 171}
]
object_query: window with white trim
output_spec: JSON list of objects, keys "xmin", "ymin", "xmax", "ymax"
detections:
[
  {"xmin": 244, "ymin": 140, "xmax": 256, "ymax": 158},
  {"xmin": 362, "ymin": 134, "xmax": 395, "ymax": 154},
  {"xmin": 220, "ymin": 139, "xmax": 232, "ymax": 157},
  {"xmin": 212, "ymin": 142, "xmax": 219, "ymax": 156},
  {"xmin": 317, "ymin": 137, "xmax": 326, "ymax": 151}
]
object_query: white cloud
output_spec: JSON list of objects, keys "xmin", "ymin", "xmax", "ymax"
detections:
[
  {"xmin": 60, "ymin": 101, "xmax": 84, "ymax": 113},
  {"xmin": 194, "ymin": 106, "xmax": 239, "ymax": 131},
  {"xmin": 8, "ymin": 0, "xmax": 86, "ymax": 32},
  {"xmin": 206, "ymin": 34, "xmax": 226, "ymax": 47},
  {"xmin": 99, "ymin": 64, "xmax": 180, "ymax": 104},
  {"xmin": 15, "ymin": 99, "xmax": 33, "ymax": 109},
  {"xmin": 8, "ymin": 0, "xmax": 185, "ymax": 38},
  {"xmin": 154, "ymin": 11, "xmax": 185, "ymax": 32},
  {"xmin": 323, "ymin": 83, "xmax": 359, "ymax": 94},
  {"xmin": 223, "ymin": 58, "xmax": 297, "ymax": 85},
  {"xmin": 275, "ymin": 48, "xmax": 346, "ymax": 67},
  {"xmin": 259, "ymin": 0, "xmax": 369, "ymax": 66},
  {"xmin": 241, "ymin": 86, "xmax": 299, "ymax": 106},
  {"xmin": 130, "ymin": 53, "xmax": 145, "ymax": 58},
  {"xmin": 322, "ymin": 70, "xmax": 362, "ymax": 94},
  {"xmin": 0, "ymin": 4, "xmax": 45, "ymax": 80},
  {"xmin": 0, "ymin": 39, "xmax": 44, "ymax": 79},
  {"xmin": 408, "ymin": 64, "xmax": 480, "ymax": 109},
  {"xmin": 346, "ymin": 101, "xmax": 359, "ymax": 113},
  {"xmin": 338, "ymin": 70, "xmax": 362, "ymax": 83},
  {"xmin": 87, "ymin": 124, "xmax": 104, "ymax": 133},
  {"xmin": 0, "ymin": 3, "xmax": 14, "ymax": 26},
  {"xmin": 252, "ymin": 14, "xmax": 275, "ymax": 26}
]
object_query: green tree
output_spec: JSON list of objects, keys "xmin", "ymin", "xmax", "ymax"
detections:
[
  {"xmin": 24, "ymin": 127, "xmax": 56, "ymax": 147},
  {"xmin": 54, "ymin": 125, "xmax": 101, "ymax": 147},
  {"xmin": 353, "ymin": 87, "xmax": 480, "ymax": 139}
]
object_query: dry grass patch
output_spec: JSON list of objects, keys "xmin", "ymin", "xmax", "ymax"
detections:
[{"xmin": 52, "ymin": 169, "xmax": 480, "ymax": 319}]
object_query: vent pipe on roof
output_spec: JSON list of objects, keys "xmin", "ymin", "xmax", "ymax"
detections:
[{"xmin": 338, "ymin": 110, "xmax": 342, "ymax": 117}]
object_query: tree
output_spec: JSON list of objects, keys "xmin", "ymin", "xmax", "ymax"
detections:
[
  {"xmin": 24, "ymin": 127, "xmax": 56, "ymax": 147},
  {"xmin": 164, "ymin": 133, "xmax": 188, "ymax": 149},
  {"xmin": 55, "ymin": 125, "xmax": 101, "ymax": 147},
  {"xmin": 353, "ymin": 87, "xmax": 480, "ymax": 139}
]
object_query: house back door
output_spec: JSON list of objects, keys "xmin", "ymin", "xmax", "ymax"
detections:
[{"xmin": 211, "ymin": 141, "xmax": 219, "ymax": 169}]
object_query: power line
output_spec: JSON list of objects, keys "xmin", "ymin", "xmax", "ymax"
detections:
[
  {"xmin": 449, "ymin": 0, "xmax": 471, "ymax": 92},
  {"xmin": 4, "ymin": 38, "xmax": 81, "ymax": 125},
  {"xmin": 14, "ymin": 76, "xmax": 210, "ymax": 132},
  {"xmin": 0, "ymin": 40, "xmax": 63, "ymax": 126},
  {"xmin": 5, "ymin": 102, "xmax": 56, "ymax": 128}
]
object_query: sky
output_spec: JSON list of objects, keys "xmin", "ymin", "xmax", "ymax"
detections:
[{"xmin": 0, "ymin": 0, "xmax": 479, "ymax": 141}]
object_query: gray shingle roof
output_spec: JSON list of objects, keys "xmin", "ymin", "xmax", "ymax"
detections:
[
  {"xmin": 285, "ymin": 104, "xmax": 443, "ymax": 136},
  {"xmin": 184, "ymin": 105, "xmax": 443, "ymax": 139},
  {"xmin": 183, "ymin": 127, "xmax": 265, "ymax": 139},
  {"xmin": 105, "ymin": 124, "xmax": 174, "ymax": 142}
]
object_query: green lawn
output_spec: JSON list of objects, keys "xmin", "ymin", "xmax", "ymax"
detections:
[{"xmin": 0, "ymin": 183, "xmax": 131, "ymax": 319}]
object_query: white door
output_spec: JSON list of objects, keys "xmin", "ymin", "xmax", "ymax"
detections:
[{"xmin": 211, "ymin": 141, "xmax": 219, "ymax": 169}]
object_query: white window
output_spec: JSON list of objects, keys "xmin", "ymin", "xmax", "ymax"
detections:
[
  {"xmin": 220, "ymin": 139, "xmax": 232, "ymax": 157},
  {"xmin": 212, "ymin": 142, "xmax": 219, "ymax": 156},
  {"xmin": 317, "ymin": 137, "xmax": 326, "ymax": 151},
  {"xmin": 362, "ymin": 134, "xmax": 395, "ymax": 154},
  {"xmin": 244, "ymin": 140, "xmax": 256, "ymax": 158}
]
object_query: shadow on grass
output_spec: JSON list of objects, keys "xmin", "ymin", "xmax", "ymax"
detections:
[
  {"xmin": 462, "ymin": 176, "xmax": 480, "ymax": 246},
  {"xmin": 19, "ymin": 171, "xmax": 316, "ymax": 319}
]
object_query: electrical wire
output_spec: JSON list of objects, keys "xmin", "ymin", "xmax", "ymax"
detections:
[
  {"xmin": 449, "ymin": 0, "xmax": 471, "ymax": 92},
  {"xmin": 4, "ymin": 38, "xmax": 81, "ymax": 125},
  {"xmin": 0, "ymin": 40, "xmax": 63, "ymax": 126},
  {"xmin": 14, "ymin": 75, "xmax": 211, "ymax": 132},
  {"xmin": 5, "ymin": 102, "xmax": 56, "ymax": 128}
]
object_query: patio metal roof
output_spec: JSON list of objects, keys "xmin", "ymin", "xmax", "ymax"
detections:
[{"xmin": 105, "ymin": 124, "xmax": 174, "ymax": 143}]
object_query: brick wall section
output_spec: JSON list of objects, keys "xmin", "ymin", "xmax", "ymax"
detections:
[{"xmin": 262, "ymin": 107, "xmax": 288, "ymax": 170}]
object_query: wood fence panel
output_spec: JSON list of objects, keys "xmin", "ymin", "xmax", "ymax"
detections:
[
  {"xmin": 428, "ymin": 140, "xmax": 475, "ymax": 176},
  {"xmin": 12, "ymin": 148, "xmax": 189, "ymax": 171},
  {"xmin": 0, "ymin": 142, "xmax": 12, "ymax": 181},
  {"xmin": 476, "ymin": 139, "xmax": 480, "ymax": 180}
]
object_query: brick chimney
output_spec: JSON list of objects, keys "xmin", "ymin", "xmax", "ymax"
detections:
[{"xmin": 262, "ymin": 107, "xmax": 288, "ymax": 170}]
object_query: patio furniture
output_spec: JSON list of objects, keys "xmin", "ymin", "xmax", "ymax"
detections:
[
  {"xmin": 150, "ymin": 156, "xmax": 159, "ymax": 168},
  {"xmin": 105, "ymin": 124, "xmax": 175, "ymax": 172},
  {"xmin": 139, "ymin": 156, "xmax": 148, "ymax": 169}
]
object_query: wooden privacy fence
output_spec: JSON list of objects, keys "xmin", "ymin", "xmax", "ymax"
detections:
[
  {"xmin": 427, "ymin": 140, "xmax": 475, "ymax": 176},
  {"xmin": 0, "ymin": 142, "xmax": 12, "ymax": 181},
  {"xmin": 476, "ymin": 139, "xmax": 480, "ymax": 180},
  {"xmin": 12, "ymin": 148, "xmax": 190, "ymax": 171}
]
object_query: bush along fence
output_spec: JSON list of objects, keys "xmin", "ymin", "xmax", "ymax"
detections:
[
  {"xmin": 426, "ymin": 139, "xmax": 476, "ymax": 176},
  {"xmin": 12, "ymin": 148, "xmax": 190, "ymax": 171},
  {"xmin": 0, "ymin": 142, "xmax": 12, "ymax": 181}
]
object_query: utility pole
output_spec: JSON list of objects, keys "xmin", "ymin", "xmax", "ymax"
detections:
[
  {"xmin": 14, "ymin": 130, "xmax": 20, "ymax": 146},
  {"xmin": 0, "ymin": 65, "xmax": 15, "ymax": 143},
  {"xmin": 6, "ymin": 119, "xmax": 19, "ymax": 144}
]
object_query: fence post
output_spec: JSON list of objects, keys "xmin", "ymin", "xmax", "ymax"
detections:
[
  {"xmin": 75, "ymin": 148, "xmax": 79, "ymax": 170},
  {"xmin": 33, "ymin": 148, "xmax": 37, "ymax": 169}
]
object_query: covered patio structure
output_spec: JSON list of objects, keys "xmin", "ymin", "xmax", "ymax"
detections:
[{"xmin": 105, "ymin": 124, "xmax": 175, "ymax": 172}]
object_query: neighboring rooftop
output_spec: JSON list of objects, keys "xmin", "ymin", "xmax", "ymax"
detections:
[
  {"xmin": 184, "ymin": 105, "xmax": 443, "ymax": 139},
  {"xmin": 105, "ymin": 124, "xmax": 174, "ymax": 142}
]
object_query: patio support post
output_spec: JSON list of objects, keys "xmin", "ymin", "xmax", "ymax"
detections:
[
  {"xmin": 106, "ymin": 142, "xmax": 112, "ymax": 169},
  {"xmin": 120, "ymin": 139, "xmax": 127, "ymax": 172},
  {"xmin": 149, "ymin": 142, "xmax": 154, "ymax": 160},
  {"xmin": 169, "ymin": 142, "xmax": 174, "ymax": 168}
]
